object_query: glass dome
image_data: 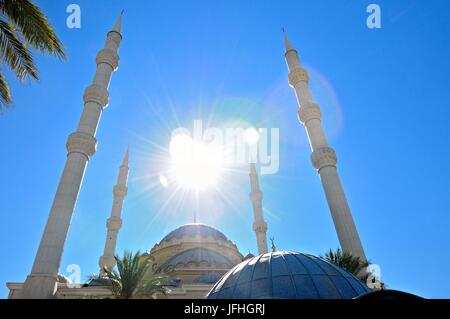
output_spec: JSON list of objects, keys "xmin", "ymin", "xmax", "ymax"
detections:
[{"xmin": 206, "ymin": 251, "xmax": 371, "ymax": 299}]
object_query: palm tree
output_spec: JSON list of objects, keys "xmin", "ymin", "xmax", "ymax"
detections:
[
  {"xmin": 96, "ymin": 251, "xmax": 168, "ymax": 299},
  {"xmin": 0, "ymin": 0, "xmax": 65, "ymax": 111},
  {"xmin": 322, "ymin": 248, "xmax": 386, "ymax": 289},
  {"xmin": 321, "ymin": 248, "xmax": 369, "ymax": 278}
]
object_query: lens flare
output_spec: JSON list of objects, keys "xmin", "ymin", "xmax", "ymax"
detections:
[
  {"xmin": 169, "ymin": 134, "xmax": 223, "ymax": 190},
  {"xmin": 159, "ymin": 175, "xmax": 169, "ymax": 188},
  {"xmin": 244, "ymin": 127, "xmax": 259, "ymax": 145}
]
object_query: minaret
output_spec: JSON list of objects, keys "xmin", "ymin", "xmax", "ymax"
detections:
[
  {"xmin": 249, "ymin": 163, "xmax": 268, "ymax": 255},
  {"xmin": 99, "ymin": 148, "xmax": 129, "ymax": 275},
  {"xmin": 18, "ymin": 15, "xmax": 123, "ymax": 299},
  {"xmin": 284, "ymin": 33, "xmax": 366, "ymax": 260}
]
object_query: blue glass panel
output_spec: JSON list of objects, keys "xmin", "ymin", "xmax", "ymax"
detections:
[
  {"xmin": 330, "ymin": 275, "xmax": 358, "ymax": 298},
  {"xmin": 253, "ymin": 256, "xmax": 270, "ymax": 279},
  {"xmin": 236, "ymin": 258, "xmax": 257, "ymax": 284},
  {"xmin": 310, "ymin": 256, "xmax": 340, "ymax": 275},
  {"xmin": 250, "ymin": 278, "xmax": 271, "ymax": 299},
  {"xmin": 311, "ymin": 275, "xmax": 342, "ymax": 299},
  {"xmin": 325, "ymin": 261, "xmax": 354, "ymax": 278},
  {"xmin": 213, "ymin": 271, "xmax": 232, "ymax": 293},
  {"xmin": 346, "ymin": 277, "xmax": 369, "ymax": 295},
  {"xmin": 292, "ymin": 275, "xmax": 320, "ymax": 299},
  {"xmin": 207, "ymin": 292, "xmax": 218, "ymax": 299},
  {"xmin": 295, "ymin": 254, "xmax": 326, "ymax": 274},
  {"xmin": 217, "ymin": 287, "xmax": 233, "ymax": 298},
  {"xmin": 232, "ymin": 283, "xmax": 251, "ymax": 299},
  {"xmin": 223, "ymin": 263, "xmax": 246, "ymax": 288},
  {"xmin": 284, "ymin": 254, "xmax": 308, "ymax": 274},
  {"xmin": 271, "ymin": 254, "xmax": 289, "ymax": 276},
  {"xmin": 272, "ymin": 276, "xmax": 296, "ymax": 299}
]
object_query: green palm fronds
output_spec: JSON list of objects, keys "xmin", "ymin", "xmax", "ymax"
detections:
[{"xmin": 0, "ymin": 0, "xmax": 65, "ymax": 110}]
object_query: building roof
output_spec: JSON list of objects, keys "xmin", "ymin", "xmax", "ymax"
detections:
[{"xmin": 206, "ymin": 251, "xmax": 371, "ymax": 299}]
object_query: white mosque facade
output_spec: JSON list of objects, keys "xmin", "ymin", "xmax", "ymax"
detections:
[{"xmin": 7, "ymin": 15, "xmax": 374, "ymax": 299}]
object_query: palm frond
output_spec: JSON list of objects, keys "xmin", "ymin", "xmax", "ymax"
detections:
[
  {"xmin": 0, "ymin": 0, "xmax": 65, "ymax": 59},
  {"xmin": 103, "ymin": 267, "xmax": 124, "ymax": 298},
  {"xmin": 0, "ymin": 69, "xmax": 11, "ymax": 109},
  {"xmin": 321, "ymin": 248, "xmax": 369, "ymax": 277},
  {"xmin": 0, "ymin": 19, "xmax": 37, "ymax": 81},
  {"xmin": 98, "ymin": 251, "xmax": 167, "ymax": 299}
]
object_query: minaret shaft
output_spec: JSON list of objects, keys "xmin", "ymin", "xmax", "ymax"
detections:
[
  {"xmin": 99, "ymin": 151, "xmax": 129, "ymax": 274},
  {"xmin": 17, "ymin": 18, "xmax": 123, "ymax": 299},
  {"xmin": 285, "ymin": 36, "xmax": 366, "ymax": 260},
  {"xmin": 249, "ymin": 164, "xmax": 268, "ymax": 255}
]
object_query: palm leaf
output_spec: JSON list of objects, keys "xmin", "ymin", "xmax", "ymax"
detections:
[
  {"xmin": 321, "ymin": 248, "xmax": 369, "ymax": 278},
  {"xmin": 0, "ymin": 19, "xmax": 37, "ymax": 80},
  {"xmin": 97, "ymin": 251, "xmax": 168, "ymax": 299},
  {"xmin": 0, "ymin": 69, "xmax": 11, "ymax": 106},
  {"xmin": 0, "ymin": 0, "xmax": 65, "ymax": 59}
]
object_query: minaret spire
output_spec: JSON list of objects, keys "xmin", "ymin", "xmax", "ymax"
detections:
[
  {"xmin": 18, "ymin": 16, "xmax": 123, "ymax": 299},
  {"xmin": 112, "ymin": 11, "xmax": 123, "ymax": 34},
  {"xmin": 122, "ymin": 145, "xmax": 129, "ymax": 166},
  {"xmin": 284, "ymin": 35, "xmax": 367, "ymax": 260},
  {"xmin": 283, "ymin": 30, "xmax": 295, "ymax": 53},
  {"xmin": 99, "ymin": 148, "xmax": 129, "ymax": 275},
  {"xmin": 249, "ymin": 163, "xmax": 268, "ymax": 255}
]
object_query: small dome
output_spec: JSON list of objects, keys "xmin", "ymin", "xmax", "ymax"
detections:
[
  {"xmin": 160, "ymin": 224, "xmax": 228, "ymax": 243},
  {"xmin": 156, "ymin": 248, "xmax": 234, "ymax": 273},
  {"xmin": 243, "ymin": 253, "xmax": 255, "ymax": 260},
  {"xmin": 206, "ymin": 251, "xmax": 371, "ymax": 299}
]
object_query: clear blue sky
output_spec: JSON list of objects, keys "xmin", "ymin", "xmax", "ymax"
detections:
[{"xmin": 1, "ymin": 0, "xmax": 449, "ymax": 298}]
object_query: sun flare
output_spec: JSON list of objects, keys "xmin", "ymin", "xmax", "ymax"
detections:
[{"xmin": 169, "ymin": 134, "xmax": 224, "ymax": 190}]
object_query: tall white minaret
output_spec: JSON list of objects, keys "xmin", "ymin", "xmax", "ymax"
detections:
[
  {"xmin": 249, "ymin": 163, "xmax": 268, "ymax": 255},
  {"xmin": 18, "ymin": 15, "xmax": 123, "ymax": 299},
  {"xmin": 99, "ymin": 148, "xmax": 129, "ymax": 275},
  {"xmin": 284, "ymin": 34, "xmax": 366, "ymax": 260}
]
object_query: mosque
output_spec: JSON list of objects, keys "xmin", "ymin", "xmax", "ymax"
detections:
[{"xmin": 7, "ymin": 14, "xmax": 383, "ymax": 299}]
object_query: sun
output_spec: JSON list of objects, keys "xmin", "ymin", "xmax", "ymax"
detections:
[
  {"xmin": 169, "ymin": 134, "xmax": 224, "ymax": 190},
  {"xmin": 244, "ymin": 127, "xmax": 259, "ymax": 145}
]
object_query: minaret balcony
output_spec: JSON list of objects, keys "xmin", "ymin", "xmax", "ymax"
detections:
[
  {"xmin": 288, "ymin": 67, "xmax": 309, "ymax": 87},
  {"xmin": 107, "ymin": 217, "xmax": 122, "ymax": 230},
  {"xmin": 253, "ymin": 222, "xmax": 268, "ymax": 233},
  {"xmin": 83, "ymin": 84, "xmax": 109, "ymax": 108},
  {"xmin": 298, "ymin": 102, "xmax": 322, "ymax": 124},
  {"xmin": 311, "ymin": 147, "xmax": 338, "ymax": 171},
  {"xmin": 96, "ymin": 49, "xmax": 119, "ymax": 70},
  {"xmin": 66, "ymin": 132, "xmax": 97, "ymax": 157},
  {"xmin": 113, "ymin": 185, "xmax": 128, "ymax": 197}
]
